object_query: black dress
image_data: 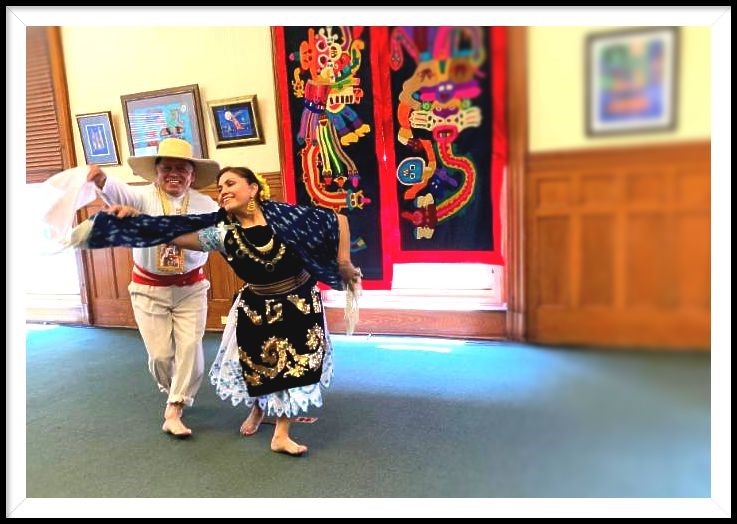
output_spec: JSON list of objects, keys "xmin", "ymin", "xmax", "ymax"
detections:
[{"xmin": 222, "ymin": 224, "xmax": 329, "ymax": 397}]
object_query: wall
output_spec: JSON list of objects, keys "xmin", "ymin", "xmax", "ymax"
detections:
[
  {"xmin": 61, "ymin": 27, "xmax": 281, "ymax": 180},
  {"xmin": 27, "ymin": 27, "xmax": 282, "ymax": 324},
  {"xmin": 61, "ymin": 25, "xmax": 712, "ymax": 166},
  {"xmin": 524, "ymin": 27, "xmax": 711, "ymax": 349},
  {"xmin": 528, "ymin": 26, "xmax": 710, "ymax": 152}
]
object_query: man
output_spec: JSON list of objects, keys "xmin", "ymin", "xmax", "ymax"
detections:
[{"xmin": 87, "ymin": 138, "xmax": 220, "ymax": 437}]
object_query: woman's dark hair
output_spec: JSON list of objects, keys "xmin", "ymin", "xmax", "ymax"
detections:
[{"xmin": 217, "ymin": 166, "xmax": 261, "ymax": 200}]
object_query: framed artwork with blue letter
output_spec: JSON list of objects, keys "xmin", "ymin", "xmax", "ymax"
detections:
[{"xmin": 76, "ymin": 111, "xmax": 120, "ymax": 166}]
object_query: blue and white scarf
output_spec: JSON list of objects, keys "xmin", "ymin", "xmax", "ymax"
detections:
[{"xmin": 82, "ymin": 200, "xmax": 344, "ymax": 290}]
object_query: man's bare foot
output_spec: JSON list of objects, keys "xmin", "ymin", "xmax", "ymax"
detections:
[
  {"xmin": 162, "ymin": 402, "xmax": 192, "ymax": 438},
  {"xmin": 162, "ymin": 417, "xmax": 192, "ymax": 438},
  {"xmin": 270, "ymin": 437, "xmax": 308, "ymax": 456},
  {"xmin": 240, "ymin": 405, "xmax": 265, "ymax": 436}
]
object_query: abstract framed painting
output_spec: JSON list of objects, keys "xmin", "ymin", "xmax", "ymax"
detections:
[{"xmin": 586, "ymin": 27, "xmax": 679, "ymax": 136}]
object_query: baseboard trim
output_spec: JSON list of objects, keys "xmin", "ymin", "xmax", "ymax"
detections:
[
  {"xmin": 26, "ymin": 294, "xmax": 88, "ymax": 324},
  {"xmin": 325, "ymin": 307, "xmax": 506, "ymax": 340}
]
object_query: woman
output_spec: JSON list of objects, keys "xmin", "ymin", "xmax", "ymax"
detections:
[{"xmin": 78, "ymin": 166, "xmax": 361, "ymax": 456}]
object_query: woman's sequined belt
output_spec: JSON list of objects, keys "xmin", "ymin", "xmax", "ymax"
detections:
[{"xmin": 246, "ymin": 270, "xmax": 311, "ymax": 295}]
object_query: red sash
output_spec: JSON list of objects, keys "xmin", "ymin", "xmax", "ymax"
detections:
[{"xmin": 131, "ymin": 264, "xmax": 206, "ymax": 287}]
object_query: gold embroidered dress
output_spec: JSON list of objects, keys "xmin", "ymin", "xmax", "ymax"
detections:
[{"xmin": 205, "ymin": 222, "xmax": 334, "ymax": 416}]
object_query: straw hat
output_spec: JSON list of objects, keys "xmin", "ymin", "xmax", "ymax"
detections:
[{"xmin": 127, "ymin": 138, "xmax": 219, "ymax": 189}]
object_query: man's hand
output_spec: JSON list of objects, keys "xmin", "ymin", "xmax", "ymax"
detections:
[
  {"xmin": 87, "ymin": 165, "xmax": 107, "ymax": 189},
  {"xmin": 104, "ymin": 204, "xmax": 139, "ymax": 218}
]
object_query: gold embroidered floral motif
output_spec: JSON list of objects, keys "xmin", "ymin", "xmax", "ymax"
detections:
[
  {"xmin": 283, "ymin": 354, "xmax": 310, "ymax": 378},
  {"xmin": 287, "ymin": 294, "xmax": 311, "ymax": 314},
  {"xmin": 265, "ymin": 300, "xmax": 283, "ymax": 324},
  {"xmin": 305, "ymin": 324, "xmax": 325, "ymax": 370},
  {"xmin": 239, "ymin": 339, "xmax": 285, "ymax": 380},
  {"xmin": 311, "ymin": 286, "xmax": 322, "ymax": 313},
  {"xmin": 238, "ymin": 301, "xmax": 263, "ymax": 325},
  {"xmin": 243, "ymin": 371, "xmax": 262, "ymax": 386},
  {"xmin": 239, "ymin": 336, "xmax": 313, "ymax": 382}
]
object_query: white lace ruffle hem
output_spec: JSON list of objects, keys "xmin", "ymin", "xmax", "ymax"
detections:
[{"xmin": 208, "ymin": 297, "xmax": 334, "ymax": 418}]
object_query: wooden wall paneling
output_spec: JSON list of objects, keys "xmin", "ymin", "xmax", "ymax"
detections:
[
  {"xmin": 580, "ymin": 214, "xmax": 614, "ymax": 307},
  {"xmin": 526, "ymin": 142, "xmax": 710, "ymax": 349},
  {"xmin": 676, "ymin": 213, "xmax": 710, "ymax": 309},
  {"xmin": 536, "ymin": 216, "xmax": 570, "ymax": 307},
  {"xmin": 203, "ymin": 250, "xmax": 243, "ymax": 329},
  {"xmin": 78, "ymin": 200, "xmax": 135, "ymax": 327}
]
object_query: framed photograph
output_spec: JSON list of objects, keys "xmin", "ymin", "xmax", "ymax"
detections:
[
  {"xmin": 76, "ymin": 111, "xmax": 120, "ymax": 166},
  {"xmin": 207, "ymin": 95, "xmax": 264, "ymax": 148},
  {"xmin": 121, "ymin": 84, "xmax": 208, "ymax": 158},
  {"xmin": 586, "ymin": 27, "xmax": 678, "ymax": 136}
]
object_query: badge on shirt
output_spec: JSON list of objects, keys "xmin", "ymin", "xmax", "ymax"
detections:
[{"xmin": 156, "ymin": 244, "xmax": 184, "ymax": 273}]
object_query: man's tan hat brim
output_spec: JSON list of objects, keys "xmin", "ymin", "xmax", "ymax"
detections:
[{"xmin": 127, "ymin": 138, "xmax": 219, "ymax": 189}]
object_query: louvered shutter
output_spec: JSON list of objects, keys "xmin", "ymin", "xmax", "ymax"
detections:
[{"xmin": 26, "ymin": 26, "xmax": 75, "ymax": 183}]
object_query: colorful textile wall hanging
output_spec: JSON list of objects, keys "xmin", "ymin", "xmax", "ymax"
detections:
[
  {"xmin": 273, "ymin": 26, "xmax": 507, "ymax": 290},
  {"xmin": 274, "ymin": 26, "xmax": 388, "ymax": 287}
]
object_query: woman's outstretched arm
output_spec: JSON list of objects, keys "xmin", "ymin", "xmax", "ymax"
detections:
[{"xmin": 336, "ymin": 213, "xmax": 361, "ymax": 284}]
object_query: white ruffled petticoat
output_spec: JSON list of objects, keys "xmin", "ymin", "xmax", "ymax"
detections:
[{"xmin": 208, "ymin": 297, "xmax": 334, "ymax": 418}]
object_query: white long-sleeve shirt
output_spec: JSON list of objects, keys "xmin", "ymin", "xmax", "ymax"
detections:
[{"xmin": 100, "ymin": 176, "xmax": 219, "ymax": 275}]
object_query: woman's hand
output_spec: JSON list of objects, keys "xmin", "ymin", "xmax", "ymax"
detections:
[
  {"xmin": 104, "ymin": 204, "xmax": 139, "ymax": 218},
  {"xmin": 338, "ymin": 260, "xmax": 362, "ymax": 285}
]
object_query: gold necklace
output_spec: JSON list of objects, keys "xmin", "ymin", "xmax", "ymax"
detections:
[
  {"xmin": 244, "ymin": 234, "xmax": 274, "ymax": 254},
  {"xmin": 226, "ymin": 217, "xmax": 285, "ymax": 272},
  {"xmin": 157, "ymin": 186, "xmax": 190, "ymax": 215}
]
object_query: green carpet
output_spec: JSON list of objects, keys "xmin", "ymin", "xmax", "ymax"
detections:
[{"xmin": 24, "ymin": 325, "xmax": 709, "ymax": 498}]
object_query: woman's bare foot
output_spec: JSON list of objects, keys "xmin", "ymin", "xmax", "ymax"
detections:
[
  {"xmin": 162, "ymin": 402, "xmax": 192, "ymax": 438},
  {"xmin": 240, "ymin": 405, "xmax": 265, "ymax": 436},
  {"xmin": 270, "ymin": 436, "xmax": 308, "ymax": 456}
]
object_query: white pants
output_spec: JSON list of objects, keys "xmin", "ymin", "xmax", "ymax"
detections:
[{"xmin": 128, "ymin": 279, "xmax": 210, "ymax": 407}]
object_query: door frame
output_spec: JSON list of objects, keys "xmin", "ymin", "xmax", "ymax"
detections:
[{"xmin": 505, "ymin": 26, "xmax": 528, "ymax": 341}]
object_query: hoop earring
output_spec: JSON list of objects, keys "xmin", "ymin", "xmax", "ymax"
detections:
[{"xmin": 246, "ymin": 198, "xmax": 256, "ymax": 215}]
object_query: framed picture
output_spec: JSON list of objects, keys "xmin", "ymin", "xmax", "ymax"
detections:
[
  {"xmin": 586, "ymin": 27, "xmax": 678, "ymax": 136},
  {"xmin": 207, "ymin": 95, "xmax": 264, "ymax": 148},
  {"xmin": 120, "ymin": 84, "xmax": 208, "ymax": 158},
  {"xmin": 76, "ymin": 111, "xmax": 120, "ymax": 166}
]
